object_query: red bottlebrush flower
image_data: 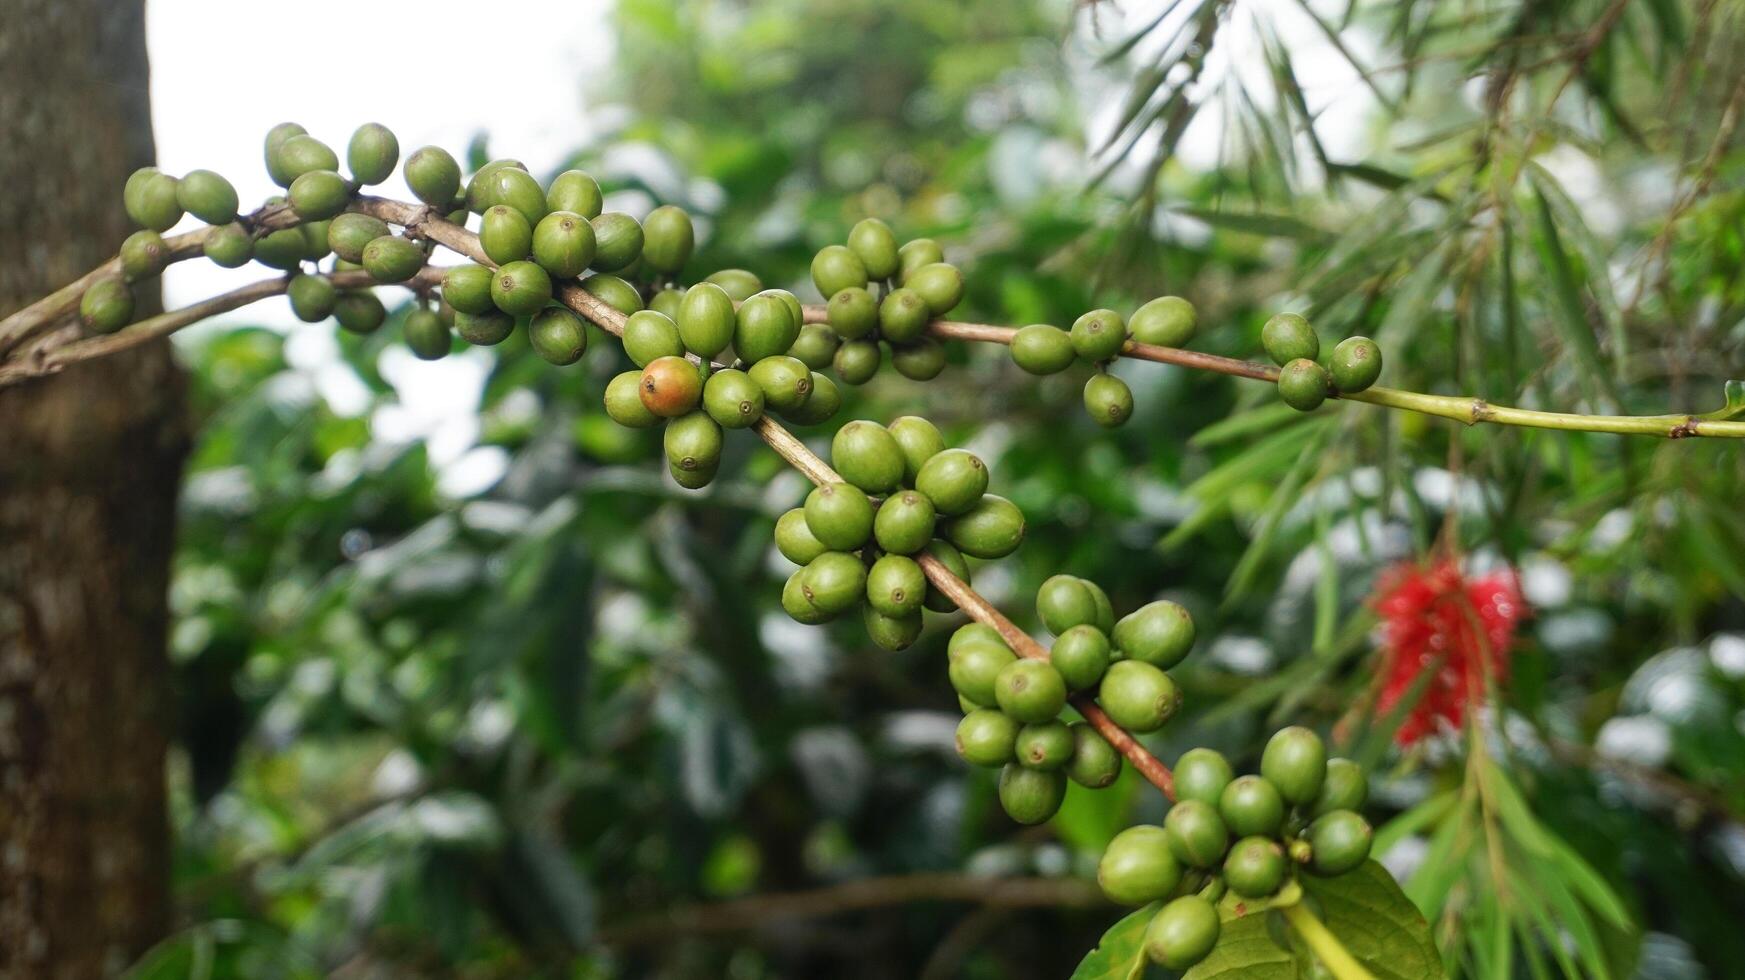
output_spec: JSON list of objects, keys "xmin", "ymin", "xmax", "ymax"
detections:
[{"xmin": 1371, "ymin": 560, "xmax": 1525, "ymax": 746}]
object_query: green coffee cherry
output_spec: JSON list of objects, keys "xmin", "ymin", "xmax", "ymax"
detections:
[
  {"xmin": 886, "ymin": 416, "xmax": 944, "ymax": 484},
  {"xmin": 800, "ymin": 551, "xmax": 866, "ymax": 616},
  {"xmin": 362, "ymin": 236, "xmax": 425, "ymax": 284},
  {"xmin": 1310, "ymin": 758, "xmax": 1368, "ymax": 817},
  {"xmin": 833, "ymin": 340, "xmax": 881, "ymax": 384},
  {"xmin": 590, "ymin": 212, "xmax": 643, "ymax": 272},
  {"xmin": 1112, "ymin": 600, "xmax": 1195, "ymax": 668},
  {"xmin": 1260, "ymin": 726, "xmax": 1327, "ymax": 805},
  {"xmin": 1065, "ymin": 723, "xmax": 1122, "ymax": 788},
  {"xmin": 897, "ymin": 238, "xmax": 944, "ymax": 283},
  {"xmin": 905, "ymin": 262, "xmax": 964, "ymax": 316},
  {"xmin": 950, "ymin": 623, "xmax": 1006, "ymax": 657},
  {"xmin": 622, "ymin": 310, "xmax": 684, "ymax": 367},
  {"xmin": 649, "ymin": 287, "xmax": 684, "ymax": 321},
  {"xmin": 529, "ymin": 307, "xmax": 588, "ymax": 365},
  {"xmin": 866, "ymin": 554, "xmax": 926, "ymax": 618},
  {"xmin": 126, "ymin": 168, "xmax": 182, "ymax": 231},
  {"xmin": 332, "ymin": 291, "xmax": 386, "ymax": 334},
  {"xmin": 789, "ymin": 323, "xmax": 841, "ymax": 371},
  {"xmin": 491, "ymin": 260, "xmax": 552, "ymax": 316},
  {"xmin": 531, "ymin": 210, "xmax": 597, "ymax": 278},
  {"xmin": 639, "ymin": 355, "xmax": 703, "ymax": 417},
  {"xmin": 1277, "ymin": 358, "xmax": 1330, "ymax": 411},
  {"xmin": 1305, "ymin": 810, "xmax": 1372, "ymax": 875},
  {"xmin": 1050, "ymin": 625, "xmax": 1111, "ymax": 692},
  {"xmin": 1173, "ymin": 748, "xmax": 1234, "ymax": 805},
  {"xmin": 775, "ymin": 508, "xmax": 828, "ymax": 565},
  {"xmin": 735, "ymin": 294, "xmax": 799, "ymax": 363},
  {"xmin": 344, "ymin": 122, "xmax": 398, "ymax": 185},
  {"xmin": 782, "ymin": 569, "xmax": 834, "ymax": 624},
  {"xmin": 1037, "ymin": 574, "xmax": 1098, "ymax": 635},
  {"xmin": 878, "ymin": 288, "xmax": 931, "ymax": 343},
  {"xmin": 455, "ymin": 310, "xmax": 514, "ymax": 346},
  {"xmin": 1164, "ymin": 799, "xmax": 1229, "ymax": 869},
  {"xmin": 287, "ymin": 273, "xmax": 337, "ymax": 322},
  {"xmin": 252, "ymin": 228, "xmax": 308, "ymax": 271},
  {"xmin": 443, "ymin": 264, "xmax": 496, "ymax": 315},
  {"xmin": 848, "ymin": 218, "xmax": 900, "ymax": 280},
  {"xmin": 262, "ymin": 122, "xmax": 308, "ymax": 187},
  {"xmin": 1223, "ymin": 836, "xmax": 1287, "ymax": 897},
  {"xmin": 203, "ymin": 223, "xmax": 253, "ymax": 268},
  {"xmin": 175, "ymin": 169, "xmax": 238, "ymax": 224},
  {"xmin": 546, "ymin": 170, "xmax": 603, "ymax": 219},
  {"xmin": 811, "ymin": 245, "xmax": 868, "ymax": 300},
  {"xmin": 605, "ymin": 370, "xmax": 661, "ymax": 428},
  {"xmin": 702, "ymin": 368, "xmax": 765, "ymax": 429},
  {"xmin": 301, "ymin": 221, "xmax": 332, "ymax": 262},
  {"xmin": 994, "ymin": 659, "xmax": 1067, "ymax": 724},
  {"xmin": 1071, "ymin": 309, "xmax": 1128, "ymax": 362},
  {"xmin": 1145, "ymin": 896, "xmax": 1220, "ymax": 970},
  {"xmin": 275, "ymin": 135, "xmax": 340, "ymax": 187},
  {"xmin": 826, "ymin": 286, "xmax": 878, "ymax": 341},
  {"xmin": 1129, "ymin": 296, "xmax": 1196, "ymax": 348},
  {"xmin": 119, "ymin": 230, "xmax": 168, "ymax": 282},
  {"xmin": 864, "ymin": 606, "xmax": 923, "ymax": 651},
  {"xmin": 665, "ymin": 411, "xmax": 724, "ymax": 476},
  {"xmin": 914, "ymin": 449, "xmax": 987, "ymax": 515},
  {"xmin": 582, "ymin": 274, "xmax": 644, "ymax": 315},
  {"xmin": 1097, "ymin": 660, "xmax": 1180, "ymax": 733},
  {"xmin": 922, "ymin": 539, "xmax": 971, "ymax": 612},
  {"xmin": 956, "ymin": 709, "xmax": 1018, "ymax": 767},
  {"xmin": 999, "ymin": 764, "xmax": 1066, "ymax": 825},
  {"xmin": 1261, "ymin": 312, "xmax": 1317, "ymax": 364},
  {"xmin": 79, "ymin": 279, "xmax": 133, "ymax": 334},
  {"xmin": 1084, "ymin": 373, "xmax": 1134, "ymax": 427},
  {"xmin": 1097, "ymin": 825, "xmax": 1181, "ymax": 905},
  {"xmin": 1218, "ymin": 775, "xmax": 1285, "ymax": 837},
  {"xmin": 403, "ymin": 308, "xmax": 451, "ymax": 360},
  {"xmin": 1011, "ymin": 324, "xmax": 1076, "ymax": 375},
  {"xmin": 405, "ymin": 146, "xmax": 462, "ymax": 206},
  {"xmin": 872, "ymin": 491, "xmax": 936, "ymax": 555},
  {"xmin": 1084, "ymin": 580, "xmax": 1116, "ymax": 635},
  {"xmin": 789, "ymin": 372, "xmax": 841, "ymax": 425},
  {"xmin": 470, "ymin": 165, "xmax": 546, "ymax": 223},
  {"xmin": 949, "ymin": 641, "xmax": 1016, "ymax": 706},
  {"xmin": 676, "ymin": 282, "xmax": 735, "ymax": 359},
  {"xmin": 289, "ymin": 169, "xmax": 348, "ymax": 221},
  {"xmin": 670, "ymin": 457, "xmax": 720, "ymax": 491},
  {"xmin": 327, "ymin": 213, "xmax": 390, "ymax": 264},
  {"xmin": 747, "ymin": 356, "xmax": 813, "ymax": 412},
  {"xmin": 1329, "ymin": 336, "xmax": 1383, "ymax": 393},
  {"xmin": 704, "ymin": 268, "xmax": 763, "ymax": 302},
  {"xmin": 481, "ymin": 205, "xmax": 533, "ymax": 265},
  {"xmin": 941, "ymin": 494, "xmax": 1025, "ymax": 559},
  {"xmin": 804, "ymin": 481, "xmax": 874, "ymax": 551},
  {"xmin": 1015, "ymin": 720, "xmax": 1074, "ymax": 771},
  {"xmin": 891, "ymin": 338, "xmax": 946, "ymax": 381},
  {"xmin": 641, "ymin": 205, "xmax": 693, "ymax": 274},
  {"xmin": 831, "ymin": 420, "xmax": 906, "ymax": 494}
]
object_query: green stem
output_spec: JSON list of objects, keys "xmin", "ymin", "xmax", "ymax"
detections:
[
  {"xmin": 1280, "ymin": 902, "xmax": 1377, "ymax": 980},
  {"xmin": 1346, "ymin": 385, "xmax": 1745, "ymax": 438}
]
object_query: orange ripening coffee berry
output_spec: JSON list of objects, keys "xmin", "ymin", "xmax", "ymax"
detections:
[{"xmin": 638, "ymin": 355, "xmax": 703, "ymax": 417}]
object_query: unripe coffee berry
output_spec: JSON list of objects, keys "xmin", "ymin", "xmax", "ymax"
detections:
[
  {"xmin": 1098, "ymin": 660, "xmax": 1180, "ymax": 733},
  {"xmin": 874, "ymin": 491, "xmax": 936, "ymax": 555},
  {"xmin": 1083, "ymin": 579, "xmax": 1116, "ymax": 634},
  {"xmin": 735, "ymin": 294, "xmax": 800, "ymax": 364},
  {"xmin": 275, "ymin": 135, "xmax": 340, "ymax": 186},
  {"xmin": 345, "ymin": 122, "xmax": 398, "ymax": 185},
  {"xmin": 905, "ymin": 262, "xmax": 965, "ymax": 316},
  {"xmin": 956, "ymin": 709, "xmax": 1018, "ymax": 767},
  {"xmin": 941, "ymin": 494, "xmax": 1025, "ymax": 559},
  {"xmin": 1097, "ymin": 825, "xmax": 1181, "ymax": 905},
  {"xmin": 914, "ymin": 449, "xmax": 988, "ymax": 515},
  {"xmin": 1050, "ymin": 625, "xmax": 1111, "ymax": 691},
  {"xmin": 864, "ymin": 606, "xmax": 922, "ymax": 651},
  {"xmin": 639, "ymin": 356, "xmax": 703, "ymax": 417},
  {"xmin": 804, "ymin": 481, "xmax": 874, "ymax": 551},
  {"xmin": 848, "ymin": 218, "xmax": 900, "ymax": 280},
  {"xmin": 666, "ymin": 410, "xmax": 724, "ymax": 476},
  {"xmin": 546, "ymin": 170, "xmax": 603, "ymax": 219},
  {"xmin": 775, "ymin": 508, "xmax": 828, "ymax": 565},
  {"xmin": 622, "ymin": 310, "xmax": 684, "ymax": 367},
  {"xmin": 811, "ymin": 245, "xmax": 868, "ymax": 300},
  {"xmin": 782, "ymin": 569, "xmax": 834, "ymax": 624},
  {"xmin": 1071, "ymin": 309, "xmax": 1128, "ymax": 362},
  {"xmin": 1112, "ymin": 600, "xmax": 1195, "ymax": 668},
  {"xmin": 582, "ymin": 273, "xmax": 644, "ymax": 315},
  {"xmin": 532, "ymin": 210, "xmax": 597, "ymax": 278},
  {"xmin": 332, "ymin": 291, "xmax": 386, "ymax": 334},
  {"xmin": 203, "ymin": 223, "xmax": 253, "ymax": 268},
  {"xmin": 120, "ymin": 230, "xmax": 168, "ymax": 282},
  {"xmin": 126, "ymin": 168, "xmax": 182, "ymax": 231},
  {"xmin": 675, "ymin": 282, "xmax": 735, "ymax": 359},
  {"xmin": 891, "ymin": 338, "xmax": 946, "ymax": 381},
  {"xmin": 897, "ymin": 238, "xmax": 944, "ymax": 283},
  {"xmin": 1218, "ymin": 775, "xmax": 1285, "ymax": 837},
  {"xmin": 1065, "ymin": 723, "xmax": 1122, "ymax": 788},
  {"xmin": 801, "ymin": 551, "xmax": 867, "ymax": 616},
  {"xmin": 949, "ymin": 642, "xmax": 1016, "ymax": 707},
  {"xmin": 705, "ymin": 268, "xmax": 763, "ymax": 302},
  {"xmin": 833, "ymin": 339, "xmax": 882, "ymax": 384},
  {"xmin": 1145, "ymin": 895, "xmax": 1220, "ymax": 970},
  {"xmin": 649, "ymin": 288, "xmax": 683, "ymax": 321},
  {"xmin": 455, "ymin": 310, "xmax": 514, "ymax": 346},
  {"xmin": 405, "ymin": 146, "xmax": 461, "ymax": 206},
  {"xmin": 703, "ymin": 368, "xmax": 765, "ymax": 429},
  {"xmin": 1011, "ymin": 324, "xmax": 1076, "ymax": 375},
  {"xmin": 443, "ymin": 264, "xmax": 496, "ymax": 315},
  {"xmin": 1277, "ymin": 358, "xmax": 1330, "ymax": 411},
  {"xmin": 362, "ymin": 236, "xmax": 426, "ymax": 284},
  {"xmin": 175, "ymin": 169, "xmax": 238, "ymax": 225},
  {"xmin": 1261, "ymin": 312, "xmax": 1318, "ymax": 364},
  {"xmin": 1164, "ymin": 799, "xmax": 1229, "ymax": 869},
  {"xmin": 529, "ymin": 307, "xmax": 588, "ymax": 365},
  {"xmin": 998, "ymin": 764, "xmax": 1066, "ymax": 825},
  {"xmin": 1015, "ymin": 720, "xmax": 1074, "ymax": 770},
  {"xmin": 287, "ymin": 273, "xmax": 337, "ymax": 322},
  {"xmin": 831, "ymin": 420, "xmax": 906, "ymax": 494},
  {"xmin": 993, "ymin": 659, "xmax": 1067, "ymax": 724},
  {"xmin": 328, "ymin": 212, "xmax": 390, "ymax": 264},
  {"xmin": 641, "ymin": 204, "xmax": 694, "ymax": 274},
  {"xmin": 1310, "ymin": 758, "xmax": 1368, "ymax": 817},
  {"xmin": 886, "ymin": 415, "xmax": 944, "ymax": 483},
  {"xmin": 590, "ymin": 212, "xmax": 644, "ymax": 272},
  {"xmin": 1084, "ymin": 373, "xmax": 1134, "ymax": 427},
  {"xmin": 878, "ymin": 288, "xmax": 931, "ymax": 343},
  {"xmin": 491, "ymin": 260, "xmax": 552, "ymax": 317},
  {"xmin": 1305, "ymin": 809, "xmax": 1372, "ymax": 875},
  {"xmin": 866, "ymin": 554, "xmax": 926, "ymax": 617},
  {"xmin": 472, "ymin": 165, "xmax": 546, "ymax": 223},
  {"xmin": 79, "ymin": 279, "xmax": 133, "ymax": 334},
  {"xmin": 1223, "ymin": 836, "xmax": 1287, "ymax": 897},
  {"xmin": 404, "ymin": 308, "xmax": 451, "ymax": 360},
  {"xmin": 747, "ymin": 356, "xmax": 813, "ymax": 412},
  {"xmin": 1037, "ymin": 574, "xmax": 1098, "ymax": 634},
  {"xmin": 261, "ymin": 122, "xmax": 308, "ymax": 186},
  {"xmin": 1172, "ymin": 748, "xmax": 1233, "ymax": 805},
  {"xmin": 827, "ymin": 286, "xmax": 877, "ymax": 340},
  {"xmin": 481, "ymin": 205, "xmax": 534, "ymax": 265},
  {"xmin": 949, "ymin": 623, "xmax": 1006, "ymax": 657},
  {"xmin": 1329, "ymin": 335, "xmax": 1383, "ymax": 392},
  {"xmin": 1130, "ymin": 296, "xmax": 1197, "ymax": 348},
  {"xmin": 605, "ymin": 370, "xmax": 660, "ymax": 428},
  {"xmin": 1260, "ymin": 726, "xmax": 1327, "ymax": 805},
  {"xmin": 790, "ymin": 323, "xmax": 841, "ymax": 371},
  {"xmin": 289, "ymin": 169, "xmax": 349, "ymax": 220},
  {"xmin": 252, "ymin": 228, "xmax": 307, "ymax": 271}
]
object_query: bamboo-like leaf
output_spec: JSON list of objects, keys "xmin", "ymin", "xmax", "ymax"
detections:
[
  {"xmin": 1173, "ymin": 206, "xmax": 1330, "ymax": 241},
  {"xmin": 1528, "ymin": 188, "xmax": 1620, "ymax": 407},
  {"xmin": 1525, "ymin": 163, "xmax": 1625, "ymax": 376}
]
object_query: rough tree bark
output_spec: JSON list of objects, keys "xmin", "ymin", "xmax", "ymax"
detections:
[{"xmin": 0, "ymin": 1, "xmax": 183, "ymax": 976}]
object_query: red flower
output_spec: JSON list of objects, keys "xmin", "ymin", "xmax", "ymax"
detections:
[{"xmin": 1372, "ymin": 560, "xmax": 1525, "ymax": 745}]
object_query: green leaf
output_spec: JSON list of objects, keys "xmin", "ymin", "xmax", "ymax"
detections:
[
  {"xmin": 1528, "ymin": 188, "xmax": 1618, "ymax": 407},
  {"xmin": 1702, "ymin": 379, "xmax": 1745, "ymax": 420},
  {"xmin": 1173, "ymin": 206, "xmax": 1329, "ymax": 241},
  {"xmin": 1299, "ymin": 862, "xmax": 1446, "ymax": 979},
  {"xmin": 1070, "ymin": 902, "xmax": 1161, "ymax": 980},
  {"xmin": 1183, "ymin": 907, "xmax": 1296, "ymax": 980}
]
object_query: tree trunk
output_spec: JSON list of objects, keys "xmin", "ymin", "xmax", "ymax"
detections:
[{"xmin": 0, "ymin": 1, "xmax": 183, "ymax": 976}]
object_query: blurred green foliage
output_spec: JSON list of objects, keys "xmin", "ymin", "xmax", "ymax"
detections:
[{"xmin": 136, "ymin": 0, "xmax": 1745, "ymax": 977}]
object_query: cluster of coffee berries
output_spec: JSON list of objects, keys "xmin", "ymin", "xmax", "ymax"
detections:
[
  {"xmin": 773, "ymin": 417, "xmax": 1022, "ymax": 646},
  {"xmin": 804, "ymin": 222, "xmax": 963, "ymax": 386},
  {"xmin": 1009, "ymin": 297, "xmax": 1198, "ymax": 428},
  {"xmin": 953, "ymin": 578, "xmax": 1197, "ymax": 825},
  {"xmin": 1097, "ymin": 727, "xmax": 1373, "ymax": 970},
  {"xmin": 1261, "ymin": 312, "xmax": 1384, "ymax": 411}
]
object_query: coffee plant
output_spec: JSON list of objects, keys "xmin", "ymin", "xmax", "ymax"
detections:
[{"xmin": 2, "ymin": 118, "xmax": 1741, "ymax": 980}]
